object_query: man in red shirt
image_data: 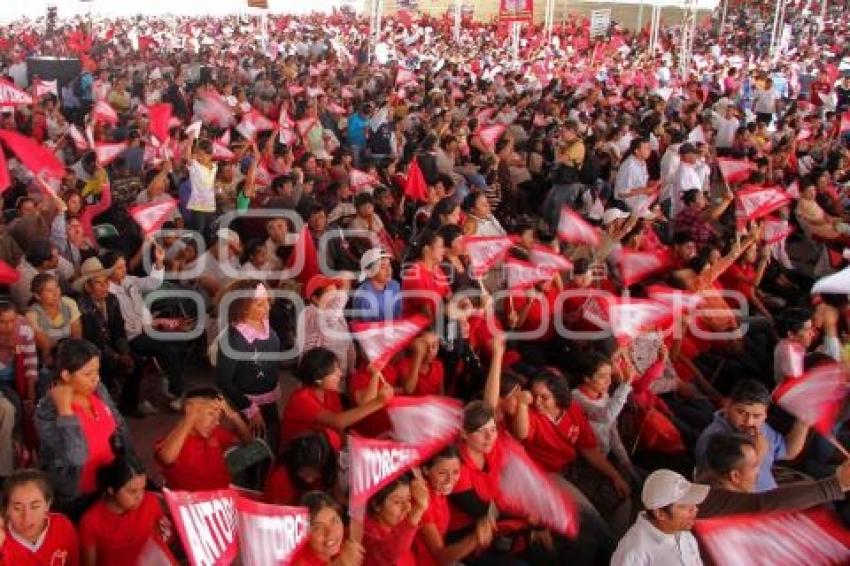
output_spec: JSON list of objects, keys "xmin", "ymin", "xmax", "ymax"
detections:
[{"xmin": 155, "ymin": 387, "xmax": 252, "ymax": 491}]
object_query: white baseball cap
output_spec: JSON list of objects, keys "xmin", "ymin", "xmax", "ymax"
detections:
[
  {"xmin": 602, "ymin": 208, "xmax": 630, "ymax": 225},
  {"xmin": 641, "ymin": 470, "xmax": 709, "ymax": 510},
  {"xmin": 359, "ymin": 248, "xmax": 392, "ymax": 282}
]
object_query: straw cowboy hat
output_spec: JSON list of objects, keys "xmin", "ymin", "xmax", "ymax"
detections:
[{"xmin": 72, "ymin": 257, "xmax": 113, "ymax": 293}]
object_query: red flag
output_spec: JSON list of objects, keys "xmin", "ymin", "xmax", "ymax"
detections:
[
  {"xmin": 0, "ymin": 149, "xmax": 9, "ymax": 195},
  {"xmin": 619, "ymin": 248, "xmax": 673, "ymax": 287},
  {"xmin": 695, "ymin": 509, "xmax": 850, "ymax": 566},
  {"xmin": 212, "ymin": 141, "xmax": 235, "ymax": 161},
  {"xmin": 196, "ymin": 92, "xmax": 235, "ymax": 127},
  {"xmin": 607, "ymin": 298, "xmax": 673, "ymax": 343},
  {"xmin": 91, "ymin": 100, "xmax": 119, "ymax": 126},
  {"xmin": 717, "ymin": 158, "xmax": 756, "ymax": 184},
  {"xmin": 341, "ymin": 86, "xmax": 354, "ymax": 99},
  {"xmin": 148, "ymin": 103, "xmax": 173, "ymax": 144},
  {"xmin": 646, "ymin": 284, "xmax": 702, "ymax": 314},
  {"xmin": 396, "ymin": 68, "xmax": 417, "ymax": 87},
  {"xmin": 386, "ymin": 396, "xmax": 463, "ymax": 459},
  {"xmin": 295, "ymin": 117, "xmax": 317, "ymax": 139},
  {"xmin": 33, "ymin": 79, "xmax": 58, "ymax": 99},
  {"xmin": 774, "ymin": 340, "xmax": 805, "ymax": 382},
  {"xmin": 840, "ymin": 112, "xmax": 850, "ymax": 134},
  {"xmin": 786, "ymin": 179, "xmax": 800, "ymax": 199},
  {"xmin": 163, "ymin": 488, "xmax": 239, "ymax": 566},
  {"xmin": 528, "ymin": 244, "xmax": 572, "ymax": 272},
  {"xmin": 129, "ymin": 198, "xmax": 177, "ymax": 236},
  {"xmin": 278, "ymin": 107, "xmax": 295, "ymax": 129},
  {"xmin": 348, "ymin": 435, "xmax": 423, "ymax": 519},
  {"xmin": 557, "ymin": 207, "xmax": 600, "ymax": 246},
  {"xmin": 630, "ymin": 360, "xmax": 667, "ymax": 410},
  {"xmin": 762, "ymin": 217, "xmax": 794, "ymax": 245},
  {"xmin": 235, "ymin": 498, "xmax": 309, "ymax": 566},
  {"xmin": 505, "ymin": 257, "xmax": 555, "ymax": 289},
  {"xmin": 773, "ymin": 363, "xmax": 850, "ymax": 436},
  {"xmin": 0, "ymin": 78, "xmax": 33, "ymax": 106},
  {"xmin": 291, "ymin": 225, "xmax": 320, "ymax": 288},
  {"xmin": 736, "ymin": 186, "xmax": 792, "ymax": 223},
  {"xmin": 0, "ymin": 258, "xmax": 19, "ymax": 285},
  {"xmin": 350, "ymin": 314, "xmax": 430, "ymax": 370},
  {"xmin": 287, "ymin": 85, "xmax": 305, "ymax": 97},
  {"xmin": 0, "ymin": 130, "xmax": 65, "ymax": 178},
  {"xmin": 239, "ymin": 110, "xmax": 275, "ymax": 134},
  {"xmin": 94, "ymin": 142, "xmax": 128, "ymax": 167},
  {"xmin": 327, "ymin": 102, "xmax": 346, "ymax": 115},
  {"xmin": 464, "ymin": 235, "xmax": 514, "ymax": 278},
  {"xmin": 476, "ymin": 108, "xmax": 496, "ymax": 124},
  {"xmin": 350, "ymin": 169, "xmax": 377, "ymax": 192},
  {"xmin": 478, "ymin": 123, "xmax": 506, "ymax": 151},
  {"xmin": 404, "ymin": 157, "xmax": 429, "ymax": 202},
  {"xmin": 498, "ymin": 436, "xmax": 579, "ymax": 537},
  {"xmin": 67, "ymin": 124, "xmax": 89, "ymax": 151},
  {"xmin": 279, "ymin": 128, "xmax": 297, "ymax": 146}
]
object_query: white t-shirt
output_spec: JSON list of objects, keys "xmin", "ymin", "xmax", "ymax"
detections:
[
  {"xmin": 715, "ymin": 116, "xmax": 740, "ymax": 148},
  {"xmin": 611, "ymin": 513, "xmax": 703, "ymax": 566}
]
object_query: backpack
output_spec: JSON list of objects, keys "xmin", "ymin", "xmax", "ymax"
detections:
[{"xmin": 368, "ymin": 122, "xmax": 393, "ymax": 156}]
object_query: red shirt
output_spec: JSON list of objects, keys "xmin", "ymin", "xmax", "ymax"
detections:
[
  {"xmin": 0, "ymin": 513, "xmax": 79, "ymax": 566},
  {"xmin": 396, "ymin": 356, "xmax": 445, "ymax": 397},
  {"xmin": 362, "ymin": 516, "xmax": 418, "ymax": 566},
  {"xmin": 523, "ymin": 405, "xmax": 597, "ymax": 473},
  {"xmin": 401, "ymin": 261, "xmax": 451, "ymax": 319},
  {"xmin": 263, "ymin": 466, "xmax": 323, "ymax": 507},
  {"xmin": 509, "ymin": 286, "xmax": 560, "ymax": 341},
  {"xmin": 413, "ymin": 490, "xmax": 451, "ymax": 566},
  {"xmin": 280, "ymin": 387, "xmax": 343, "ymax": 452},
  {"xmin": 79, "ymin": 492, "xmax": 164, "ymax": 566},
  {"xmin": 721, "ymin": 262, "xmax": 757, "ymax": 302},
  {"xmin": 74, "ymin": 394, "xmax": 117, "ymax": 495},
  {"xmin": 157, "ymin": 426, "xmax": 237, "ymax": 491},
  {"xmin": 348, "ymin": 365, "xmax": 399, "ymax": 437},
  {"xmin": 449, "ymin": 435, "xmax": 508, "ymax": 534}
]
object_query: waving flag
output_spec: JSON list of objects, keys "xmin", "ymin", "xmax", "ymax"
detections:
[
  {"xmin": 296, "ymin": 117, "xmax": 317, "ymax": 139},
  {"xmin": 505, "ymin": 257, "xmax": 555, "ymax": 289},
  {"xmin": 811, "ymin": 266, "xmax": 850, "ymax": 295},
  {"xmin": 350, "ymin": 315, "xmax": 430, "ymax": 370},
  {"xmin": 287, "ymin": 85, "xmax": 305, "ymax": 97},
  {"xmin": 386, "ymin": 396, "xmax": 463, "ymax": 460},
  {"xmin": 196, "ymin": 92, "xmax": 235, "ymax": 127},
  {"xmin": 349, "ymin": 435, "xmax": 423, "ymax": 519},
  {"xmin": 396, "ymin": 68, "xmax": 417, "ymax": 87},
  {"xmin": 762, "ymin": 217, "xmax": 794, "ymax": 245},
  {"xmin": 840, "ymin": 112, "xmax": 850, "ymax": 134},
  {"xmin": 630, "ymin": 360, "xmax": 667, "ymax": 411},
  {"xmin": 164, "ymin": 489, "xmax": 239, "ymax": 566},
  {"xmin": 0, "ymin": 78, "xmax": 33, "ymax": 106},
  {"xmin": 148, "ymin": 102, "xmax": 173, "ymax": 144},
  {"xmin": 67, "ymin": 124, "xmax": 89, "ymax": 151},
  {"xmin": 235, "ymin": 498, "xmax": 309, "ymax": 566},
  {"xmin": 33, "ymin": 79, "xmax": 58, "ymax": 99},
  {"xmin": 350, "ymin": 169, "xmax": 378, "ymax": 192},
  {"xmin": 278, "ymin": 107, "xmax": 295, "ymax": 129},
  {"xmin": 717, "ymin": 158, "xmax": 756, "ymax": 184},
  {"xmin": 736, "ymin": 186, "xmax": 792, "ymax": 223},
  {"xmin": 341, "ymin": 85, "xmax": 354, "ymax": 99},
  {"xmin": 464, "ymin": 235, "xmax": 514, "ymax": 278},
  {"xmin": 619, "ymin": 248, "xmax": 673, "ymax": 287},
  {"xmin": 185, "ymin": 121, "xmax": 203, "ymax": 140},
  {"xmin": 91, "ymin": 100, "xmax": 119, "ymax": 126},
  {"xmin": 498, "ymin": 436, "xmax": 579, "ymax": 537},
  {"xmin": 646, "ymin": 285, "xmax": 702, "ymax": 314},
  {"xmin": 94, "ymin": 142, "xmax": 128, "ymax": 167},
  {"xmin": 695, "ymin": 509, "xmax": 850, "ymax": 566},
  {"xmin": 212, "ymin": 140, "xmax": 235, "ymax": 161},
  {"xmin": 608, "ymin": 298, "xmax": 673, "ymax": 343},
  {"xmin": 327, "ymin": 102, "xmax": 347, "ymax": 115},
  {"xmin": 478, "ymin": 123, "xmax": 506, "ymax": 151},
  {"xmin": 528, "ymin": 244, "xmax": 572, "ymax": 272},
  {"xmin": 557, "ymin": 207, "xmax": 600, "ymax": 246},
  {"xmin": 289, "ymin": 225, "xmax": 319, "ymax": 288},
  {"xmin": 0, "ymin": 130, "xmax": 65, "ymax": 178},
  {"xmin": 786, "ymin": 179, "xmax": 800, "ymax": 199},
  {"xmin": 242, "ymin": 110, "xmax": 275, "ymax": 132},
  {"xmin": 0, "ymin": 149, "xmax": 9, "ymax": 194},
  {"xmin": 404, "ymin": 157, "xmax": 429, "ymax": 202},
  {"xmin": 129, "ymin": 198, "xmax": 177, "ymax": 236},
  {"xmin": 773, "ymin": 363, "xmax": 850, "ymax": 436}
]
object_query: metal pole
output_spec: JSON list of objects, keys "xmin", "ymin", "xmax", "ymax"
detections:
[
  {"xmin": 819, "ymin": 0, "xmax": 827, "ymax": 32},
  {"xmin": 545, "ymin": 0, "xmax": 554, "ymax": 44},
  {"xmin": 637, "ymin": 0, "xmax": 644, "ymax": 32},
  {"xmin": 453, "ymin": 0, "xmax": 462, "ymax": 42},
  {"xmin": 511, "ymin": 22, "xmax": 521, "ymax": 65},
  {"xmin": 769, "ymin": 0, "xmax": 781, "ymax": 57},
  {"xmin": 720, "ymin": 0, "xmax": 728, "ymax": 37}
]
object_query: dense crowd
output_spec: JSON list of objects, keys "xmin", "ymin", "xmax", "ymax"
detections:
[{"xmin": 0, "ymin": 2, "xmax": 849, "ymax": 565}]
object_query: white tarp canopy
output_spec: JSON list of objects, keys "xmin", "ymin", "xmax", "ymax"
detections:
[{"xmin": 583, "ymin": 0, "xmax": 720, "ymax": 10}]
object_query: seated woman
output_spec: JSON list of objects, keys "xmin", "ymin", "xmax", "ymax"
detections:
[
  {"xmin": 397, "ymin": 331, "xmax": 445, "ymax": 397},
  {"xmin": 292, "ymin": 491, "xmax": 364, "ymax": 566},
  {"xmin": 264, "ymin": 432, "xmax": 337, "ymax": 506},
  {"xmin": 401, "ymin": 231, "xmax": 451, "ymax": 320},
  {"xmin": 34, "ymin": 339, "xmax": 133, "ymax": 520},
  {"xmin": 796, "ymin": 181, "xmax": 850, "ymax": 242},
  {"xmin": 362, "ymin": 473, "xmax": 429, "ymax": 566},
  {"xmin": 79, "ymin": 456, "xmax": 172, "ymax": 566},
  {"xmin": 280, "ymin": 347, "xmax": 392, "ymax": 453},
  {"xmin": 27, "ymin": 273, "xmax": 82, "ymax": 369},
  {"xmin": 0, "ymin": 468, "xmax": 79, "ymax": 565}
]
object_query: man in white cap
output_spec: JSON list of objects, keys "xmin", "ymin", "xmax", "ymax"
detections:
[
  {"xmin": 351, "ymin": 248, "xmax": 400, "ymax": 322},
  {"xmin": 611, "ymin": 469, "xmax": 707, "ymax": 565}
]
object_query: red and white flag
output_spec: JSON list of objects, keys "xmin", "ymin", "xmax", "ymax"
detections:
[
  {"xmin": 695, "ymin": 509, "xmax": 850, "ymax": 566},
  {"xmin": 242, "ymin": 110, "xmax": 275, "ymax": 132},
  {"xmin": 763, "ymin": 217, "xmax": 794, "ymax": 245},
  {"xmin": 396, "ymin": 68, "xmax": 417, "ymax": 87},
  {"xmin": 557, "ymin": 207, "xmax": 600, "ymax": 246},
  {"xmin": 404, "ymin": 157, "xmax": 429, "ymax": 202},
  {"xmin": 148, "ymin": 102, "xmax": 173, "ymax": 144},
  {"xmin": 212, "ymin": 141, "xmax": 235, "ymax": 161},
  {"xmin": 67, "ymin": 124, "xmax": 89, "ymax": 151},
  {"xmin": 163, "ymin": 488, "xmax": 239, "ymax": 566},
  {"xmin": 811, "ymin": 265, "xmax": 850, "ymax": 295},
  {"xmin": 129, "ymin": 198, "xmax": 177, "ymax": 236},
  {"xmin": 476, "ymin": 108, "xmax": 496, "ymax": 124},
  {"xmin": 341, "ymin": 85, "xmax": 354, "ymax": 99},
  {"xmin": 478, "ymin": 123, "xmax": 506, "ymax": 151},
  {"xmin": 498, "ymin": 436, "xmax": 579, "ymax": 537},
  {"xmin": 774, "ymin": 340, "xmax": 805, "ymax": 382},
  {"xmin": 33, "ymin": 79, "xmax": 58, "ymax": 99},
  {"xmin": 279, "ymin": 128, "xmax": 297, "ymax": 146},
  {"xmin": 91, "ymin": 100, "xmax": 119, "ymax": 125},
  {"xmin": 196, "ymin": 92, "xmax": 235, "ymax": 127},
  {"xmin": 185, "ymin": 121, "xmax": 203, "ymax": 140},
  {"xmin": 287, "ymin": 85, "xmax": 305, "ymax": 97},
  {"xmin": 773, "ymin": 363, "xmax": 850, "ymax": 436},
  {"xmin": 235, "ymin": 498, "xmax": 309, "ymax": 566},
  {"xmin": 386, "ymin": 396, "xmax": 463, "ymax": 460},
  {"xmin": 327, "ymin": 102, "xmax": 347, "ymax": 115},
  {"xmin": 736, "ymin": 186, "xmax": 792, "ymax": 223},
  {"xmin": 785, "ymin": 179, "xmax": 800, "ymax": 199},
  {"xmin": 0, "ymin": 129, "xmax": 65, "ymax": 178},
  {"xmin": 0, "ymin": 78, "xmax": 33, "ymax": 106},
  {"xmin": 505, "ymin": 257, "xmax": 555, "ymax": 289},
  {"xmin": 464, "ymin": 235, "xmax": 514, "ymax": 278},
  {"xmin": 0, "ymin": 149, "xmax": 9, "ymax": 195},
  {"xmin": 528, "ymin": 244, "xmax": 572, "ymax": 272},
  {"xmin": 840, "ymin": 112, "xmax": 850, "ymax": 134},
  {"xmin": 296, "ymin": 117, "xmax": 317, "ymax": 139},
  {"xmin": 619, "ymin": 248, "xmax": 673, "ymax": 287},
  {"xmin": 608, "ymin": 298, "xmax": 673, "ymax": 343},
  {"xmin": 348, "ymin": 435, "xmax": 423, "ymax": 519},
  {"xmin": 646, "ymin": 284, "xmax": 702, "ymax": 314},
  {"xmin": 136, "ymin": 536, "xmax": 179, "ymax": 566},
  {"xmin": 350, "ymin": 314, "xmax": 430, "ymax": 370},
  {"xmin": 717, "ymin": 158, "xmax": 756, "ymax": 184},
  {"xmin": 94, "ymin": 142, "xmax": 128, "ymax": 167},
  {"xmin": 350, "ymin": 169, "xmax": 377, "ymax": 192},
  {"xmin": 278, "ymin": 107, "xmax": 295, "ymax": 129}
]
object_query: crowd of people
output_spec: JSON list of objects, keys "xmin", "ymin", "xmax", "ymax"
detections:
[{"xmin": 0, "ymin": 1, "xmax": 849, "ymax": 564}]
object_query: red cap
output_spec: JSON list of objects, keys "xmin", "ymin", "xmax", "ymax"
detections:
[{"xmin": 304, "ymin": 274, "xmax": 341, "ymax": 299}]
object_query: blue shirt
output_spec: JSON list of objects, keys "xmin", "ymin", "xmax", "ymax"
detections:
[
  {"xmin": 351, "ymin": 279, "xmax": 402, "ymax": 322},
  {"xmin": 347, "ymin": 112, "xmax": 369, "ymax": 147},
  {"xmin": 696, "ymin": 411, "xmax": 787, "ymax": 492}
]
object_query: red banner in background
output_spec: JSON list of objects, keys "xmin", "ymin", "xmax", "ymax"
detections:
[
  {"xmin": 163, "ymin": 489, "xmax": 239, "ymax": 566},
  {"xmin": 499, "ymin": 0, "xmax": 533, "ymax": 22}
]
